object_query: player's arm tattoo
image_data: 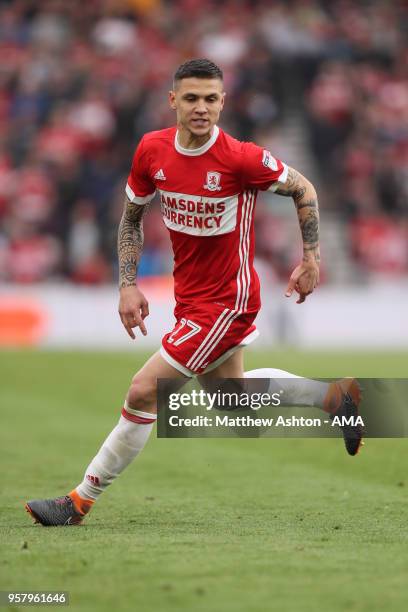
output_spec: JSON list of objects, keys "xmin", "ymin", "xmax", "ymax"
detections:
[
  {"xmin": 275, "ymin": 167, "xmax": 320, "ymax": 264},
  {"xmin": 118, "ymin": 196, "xmax": 149, "ymax": 288}
]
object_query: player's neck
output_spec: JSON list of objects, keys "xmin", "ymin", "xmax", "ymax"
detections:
[{"xmin": 176, "ymin": 125, "xmax": 214, "ymax": 150}]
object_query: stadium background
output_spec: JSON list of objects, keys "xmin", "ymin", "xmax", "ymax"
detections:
[{"xmin": 1, "ymin": 1, "xmax": 407, "ymax": 611}]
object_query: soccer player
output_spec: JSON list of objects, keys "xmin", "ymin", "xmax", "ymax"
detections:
[{"xmin": 26, "ymin": 59, "xmax": 363, "ymax": 526}]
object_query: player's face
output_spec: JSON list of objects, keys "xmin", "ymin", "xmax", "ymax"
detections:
[{"xmin": 169, "ymin": 78, "xmax": 225, "ymax": 137}]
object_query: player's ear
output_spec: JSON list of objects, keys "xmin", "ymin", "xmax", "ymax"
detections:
[
  {"xmin": 220, "ymin": 92, "xmax": 226, "ymax": 110},
  {"xmin": 169, "ymin": 90, "xmax": 177, "ymax": 110}
]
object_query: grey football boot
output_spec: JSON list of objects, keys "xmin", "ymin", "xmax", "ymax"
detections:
[{"xmin": 25, "ymin": 495, "xmax": 84, "ymax": 526}]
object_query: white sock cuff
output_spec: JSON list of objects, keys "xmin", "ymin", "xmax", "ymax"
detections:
[{"xmin": 123, "ymin": 400, "xmax": 157, "ymax": 421}]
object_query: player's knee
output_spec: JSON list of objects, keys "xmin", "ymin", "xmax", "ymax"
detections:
[{"xmin": 127, "ymin": 375, "xmax": 157, "ymax": 413}]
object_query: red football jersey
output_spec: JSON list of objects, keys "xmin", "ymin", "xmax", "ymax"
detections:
[{"xmin": 126, "ymin": 125, "xmax": 287, "ymax": 315}]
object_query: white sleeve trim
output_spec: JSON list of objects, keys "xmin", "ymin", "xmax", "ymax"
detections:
[
  {"xmin": 267, "ymin": 163, "xmax": 289, "ymax": 192},
  {"xmin": 126, "ymin": 183, "xmax": 156, "ymax": 205}
]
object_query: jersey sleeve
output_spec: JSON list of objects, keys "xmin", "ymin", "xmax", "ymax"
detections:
[
  {"xmin": 126, "ymin": 137, "xmax": 156, "ymax": 205},
  {"xmin": 242, "ymin": 142, "xmax": 288, "ymax": 191}
]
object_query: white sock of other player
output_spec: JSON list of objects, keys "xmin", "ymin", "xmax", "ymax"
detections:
[
  {"xmin": 74, "ymin": 402, "xmax": 156, "ymax": 503},
  {"xmin": 244, "ymin": 368, "xmax": 328, "ymax": 409}
]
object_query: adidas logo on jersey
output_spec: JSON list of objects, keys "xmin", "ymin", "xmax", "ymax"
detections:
[{"xmin": 154, "ymin": 169, "xmax": 166, "ymax": 181}]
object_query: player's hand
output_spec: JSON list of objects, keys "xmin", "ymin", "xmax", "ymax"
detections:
[
  {"xmin": 118, "ymin": 286, "xmax": 149, "ymax": 339},
  {"xmin": 285, "ymin": 259, "xmax": 320, "ymax": 304}
]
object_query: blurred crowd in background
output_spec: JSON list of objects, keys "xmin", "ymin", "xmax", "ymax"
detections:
[{"xmin": 0, "ymin": 0, "xmax": 407, "ymax": 285}]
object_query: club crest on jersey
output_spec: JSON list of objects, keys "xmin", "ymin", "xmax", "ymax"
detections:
[
  {"xmin": 262, "ymin": 150, "xmax": 278, "ymax": 171},
  {"xmin": 204, "ymin": 171, "xmax": 222, "ymax": 191}
]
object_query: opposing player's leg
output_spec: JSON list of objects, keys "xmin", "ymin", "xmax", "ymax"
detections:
[
  {"xmin": 25, "ymin": 352, "xmax": 187, "ymax": 526},
  {"xmin": 244, "ymin": 368, "xmax": 363, "ymax": 455}
]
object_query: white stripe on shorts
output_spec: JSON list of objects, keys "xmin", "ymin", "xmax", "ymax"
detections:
[{"xmin": 186, "ymin": 308, "xmax": 232, "ymax": 371}]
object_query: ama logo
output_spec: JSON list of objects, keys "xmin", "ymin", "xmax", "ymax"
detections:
[{"xmin": 331, "ymin": 416, "xmax": 364, "ymax": 427}]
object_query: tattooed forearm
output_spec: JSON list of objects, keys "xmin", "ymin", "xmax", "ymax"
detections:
[
  {"xmin": 299, "ymin": 207, "xmax": 319, "ymax": 258},
  {"xmin": 118, "ymin": 196, "xmax": 148, "ymax": 288},
  {"xmin": 296, "ymin": 199, "xmax": 317, "ymax": 211},
  {"xmin": 275, "ymin": 166, "xmax": 320, "ymax": 263}
]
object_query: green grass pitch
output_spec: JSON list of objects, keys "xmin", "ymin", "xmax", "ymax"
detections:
[{"xmin": 1, "ymin": 349, "xmax": 408, "ymax": 611}]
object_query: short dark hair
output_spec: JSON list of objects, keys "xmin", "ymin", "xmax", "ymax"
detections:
[{"xmin": 174, "ymin": 58, "xmax": 223, "ymax": 83}]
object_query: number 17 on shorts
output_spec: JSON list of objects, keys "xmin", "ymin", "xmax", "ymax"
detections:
[{"xmin": 161, "ymin": 303, "xmax": 257, "ymax": 376}]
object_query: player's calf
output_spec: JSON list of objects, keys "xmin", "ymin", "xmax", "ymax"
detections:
[
  {"xmin": 25, "ymin": 403, "xmax": 157, "ymax": 526},
  {"xmin": 126, "ymin": 373, "xmax": 158, "ymax": 414}
]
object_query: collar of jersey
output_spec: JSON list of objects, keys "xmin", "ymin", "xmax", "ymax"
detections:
[{"xmin": 175, "ymin": 125, "xmax": 219, "ymax": 156}]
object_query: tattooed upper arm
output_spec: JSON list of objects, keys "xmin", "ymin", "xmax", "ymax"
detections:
[
  {"xmin": 274, "ymin": 167, "xmax": 313, "ymax": 203},
  {"xmin": 123, "ymin": 195, "xmax": 148, "ymax": 222}
]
